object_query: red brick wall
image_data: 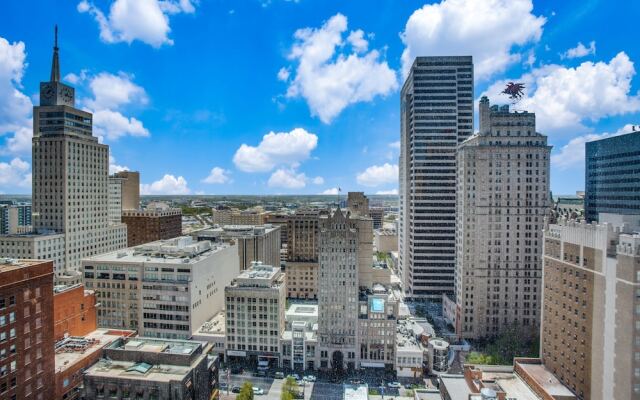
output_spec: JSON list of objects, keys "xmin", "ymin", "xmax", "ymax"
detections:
[{"xmin": 53, "ymin": 285, "xmax": 97, "ymax": 341}]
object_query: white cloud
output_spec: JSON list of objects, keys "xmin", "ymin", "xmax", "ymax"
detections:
[
  {"xmin": 0, "ymin": 36, "xmax": 33, "ymax": 156},
  {"xmin": 400, "ymin": 0, "xmax": 545, "ymax": 79},
  {"xmin": 77, "ymin": 0, "xmax": 196, "ymax": 48},
  {"xmin": 388, "ymin": 141, "xmax": 400, "ymax": 149},
  {"xmin": 109, "ymin": 154, "xmax": 130, "ymax": 174},
  {"xmin": 233, "ymin": 128, "xmax": 317, "ymax": 172},
  {"xmin": 562, "ymin": 41, "xmax": 596, "ymax": 59},
  {"xmin": 141, "ymin": 174, "xmax": 190, "ymax": 194},
  {"xmin": 202, "ymin": 167, "xmax": 231, "ymax": 184},
  {"xmin": 93, "ymin": 109, "xmax": 150, "ymax": 141},
  {"xmin": 312, "ymin": 176, "xmax": 324, "ymax": 185},
  {"xmin": 277, "ymin": 67, "xmax": 290, "ymax": 82},
  {"xmin": 63, "ymin": 69, "xmax": 88, "ymax": 85},
  {"xmin": 321, "ymin": 187, "xmax": 339, "ymax": 195},
  {"xmin": 356, "ymin": 163, "xmax": 398, "ymax": 187},
  {"xmin": 283, "ymin": 13, "xmax": 397, "ymax": 123},
  {"xmin": 0, "ymin": 157, "xmax": 31, "ymax": 189},
  {"xmin": 268, "ymin": 168, "xmax": 307, "ymax": 189},
  {"xmin": 551, "ymin": 124, "xmax": 637, "ymax": 170},
  {"xmin": 376, "ymin": 189, "xmax": 398, "ymax": 195},
  {"xmin": 85, "ymin": 72, "xmax": 148, "ymax": 110},
  {"xmin": 482, "ymin": 52, "xmax": 640, "ymax": 135}
]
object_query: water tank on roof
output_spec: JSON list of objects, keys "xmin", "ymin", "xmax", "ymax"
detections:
[{"xmin": 480, "ymin": 388, "xmax": 497, "ymax": 399}]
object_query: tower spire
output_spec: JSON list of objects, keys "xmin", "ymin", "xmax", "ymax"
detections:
[{"xmin": 50, "ymin": 25, "xmax": 60, "ymax": 82}]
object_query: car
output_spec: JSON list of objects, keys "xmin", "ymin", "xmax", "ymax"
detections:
[
  {"xmin": 387, "ymin": 381, "xmax": 402, "ymax": 388},
  {"xmin": 231, "ymin": 385, "xmax": 241, "ymax": 393},
  {"xmin": 274, "ymin": 372, "xmax": 285, "ymax": 379},
  {"xmin": 303, "ymin": 375, "xmax": 316, "ymax": 382},
  {"xmin": 349, "ymin": 379, "xmax": 364, "ymax": 385},
  {"xmin": 287, "ymin": 373, "xmax": 301, "ymax": 381},
  {"xmin": 219, "ymin": 382, "xmax": 228, "ymax": 390},
  {"xmin": 252, "ymin": 387, "xmax": 264, "ymax": 395},
  {"xmin": 296, "ymin": 380, "xmax": 306, "ymax": 386}
]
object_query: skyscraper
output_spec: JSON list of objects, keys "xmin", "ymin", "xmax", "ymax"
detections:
[
  {"xmin": 0, "ymin": 27, "xmax": 127, "ymax": 283},
  {"xmin": 584, "ymin": 131, "xmax": 640, "ymax": 222},
  {"xmin": 399, "ymin": 56, "xmax": 474, "ymax": 299},
  {"xmin": 452, "ymin": 97, "xmax": 550, "ymax": 339}
]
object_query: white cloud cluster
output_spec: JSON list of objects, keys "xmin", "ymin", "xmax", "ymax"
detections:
[
  {"xmin": 109, "ymin": 154, "xmax": 130, "ymax": 174},
  {"xmin": 401, "ymin": 0, "xmax": 545, "ymax": 79},
  {"xmin": 268, "ymin": 168, "xmax": 307, "ymax": 189},
  {"xmin": 202, "ymin": 167, "xmax": 231, "ymax": 184},
  {"xmin": 562, "ymin": 41, "xmax": 596, "ymax": 59},
  {"xmin": 78, "ymin": 0, "xmax": 196, "ymax": 48},
  {"xmin": 551, "ymin": 124, "xmax": 637, "ymax": 170},
  {"xmin": 0, "ymin": 37, "xmax": 33, "ymax": 156},
  {"xmin": 321, "ymin": 187, "xmax": 339, "ymax": 195},
  {"xmin": 233, "ymin": 128, "xmax": 317, "ymax": 172},
  {"xmin": 73, "ymin": 71, "xmax": 151, "ymax": 141},
  {"xmin": 356, "ymin": 163, "xmax": 398, "ymax": 187},
  {"xmin": 141, "ymin": 174, "xmax": 190, "ymax": 194},
  {"xmin": 482, "ymin": 52, "xmax": 640, "ymax": 135},
  {"xmin": 0, "ymin": 157, "xmax": 31, "ymax": 190},
  {"xmin": 376, "ymin": 189, "xmax": 398, "ymax": 195},
  {"xmin": 282, "ymin": 13, "xmax": 397, "ymax": 123}
]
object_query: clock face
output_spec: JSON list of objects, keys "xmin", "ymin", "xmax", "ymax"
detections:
[
  {"xmin": 43, "ymin": 84, "xmax": 55, "ymax": 99},
  {"xmin": 60, "ymin": 87, "xmax": 73, "ymax": 103}
]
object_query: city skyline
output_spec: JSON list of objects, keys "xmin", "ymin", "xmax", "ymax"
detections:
[{"xmin": 1, "ymin": 0, "xmax": 639, "ymax": 196}]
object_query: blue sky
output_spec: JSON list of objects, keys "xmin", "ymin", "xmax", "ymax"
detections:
[{"xmin": 0, "ymin": 0, "xmax": 638, "ymax": 195}]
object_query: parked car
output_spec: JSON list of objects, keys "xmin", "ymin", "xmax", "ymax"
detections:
[
  {"xmin": 231, "ymin": 385, "xmax": 241, "ymax": 393},
  {"xmin": 303, "ymin": 375, "xmax": 316, "ymax": 382},
  {"xmin": 296, "ymin": 380, "xmax": 306, "ymax": 386},
  {"xmin": 287, "ymin": 373, "xmax": 301, "ymax": 381},
  {"xmin": 274, "ymin": 372, "xmax": 285, "ymax": 379},
  {"xmin": 349, "ymin": 379, "xmax": 364, "ymax": 385},
  {"xmin": 252, "ymin": 387, "xmax": 265, "ymax": 395},
  {"xmin": 219, "ymin": 382, "xmax": 228, "ymax": 390},
  {"xmin": 387, "ymin": 381, "xmax": 402, "ymax": 388}
]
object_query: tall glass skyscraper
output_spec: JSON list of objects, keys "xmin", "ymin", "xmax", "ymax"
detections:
[
  {"xmin": 585, "ymin": 131, "xmax": 640, "ymax": 222},
  {"xmin": 399, "ymin": 56, "xmax": 474, "ymax": 300}
]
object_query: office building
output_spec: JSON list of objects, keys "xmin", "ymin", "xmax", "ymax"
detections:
[
  {"xmin": 108, "ymin": 175, "xmax": 123, "ymax": 224},
  {"xmin": 281, "ymin": 304, "xmax": 318, "ymax": 370},
  {"xmin": 113, "ymin": 171, "xmax": 140, "ymax": 210},
  {"xmin": 264, "ymin": 211, "xmax": 290, "ymax": 245},
  {"xmin": 452, "ymin": 98, "xmax": 550, "ymax": 339},
  {"xmin": 224, "ymin": 262, "xmax": 286, "ymax": 368},
  {"xmin": 193, "ymin": 224, "xmax": 281, "ymax": 270},
  {"xmin": 0, "ymin": 28, "xmax": 127, "ymax": 283},
  {"xmin": 370, "ymin": 207, "xmax": 384, "ymax": 229},
  {"xmin": 0, "ymin": 203, "xmax": 32, "ymax": 234},
  {"xmin": 0, "ymin": 233, "xmax": 66, "ymax": 277},
  {"xmin": 585, "ymin": 131, "xmax": 640, "ymax": 222},
  {"xmin": 121, "ymin": 207, "xmax": 182, "ymax": 247},
  {"xmin": 374, "ymin": 228, "xmax": 398, "ymax": 253},
  {"xmin": 286, "ymin": 209, "xmax": 321, "ymax": 299},
  {"xmin": 82, "ymin": 337, "xmax": 218, "ymax": 400},
  {"xmin": 399, "ymin": 56, "xmax": 474, "ymax": 299},
  {"xmin": 212, "ymin": 208, "xmax": 266, "ymax": 226},
  {"xmin": 540, "ymin": 214, "xmax": 640, "ymax": 400},
  {"xmin": 82, "ymin": 236, "xmax": 239, "ymax": 339},
  {"xmin": 347, "ymin": 192, "xmax": 369, "ymax": 217},
  {"xmin": 0, "ymin": 259, "xmax": 55, "ymax": 400}
]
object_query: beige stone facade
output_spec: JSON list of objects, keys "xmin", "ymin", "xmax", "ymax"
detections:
[
  {"xmin": 285, "ymin": 261, "xmax": 318, "ymax": 299},
  {"xmin": 113, "ymin": 171, "xmax": 140, "ymax": 211},
  {"xmin": 541, "ymin": 215, "xmax": 640, "ymax": 400},
  {"xmin": 453, "ymin": 97, "xmax": 550, "ymax": 339}
]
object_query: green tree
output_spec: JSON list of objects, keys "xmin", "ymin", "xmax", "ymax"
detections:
[
  {"xmin": 237, "ymin": 382, "xmax": 254, "ymax": 400},
  {"xmin": 281, "ymin": 377, "xmax": 299, "ymax": 400}
]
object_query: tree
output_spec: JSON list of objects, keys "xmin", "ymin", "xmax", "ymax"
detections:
[
  {"xmin": 237, "ymin": 382, "xmax": 254, "ymax": 400},
  {"xmin": 281, "ymin": 377, "xmax": 299, "ymax": 400}
]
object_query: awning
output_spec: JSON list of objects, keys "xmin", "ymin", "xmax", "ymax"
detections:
[{"xmin": 360, "ymin": 362, "xmax": 385, "ymax": 368}]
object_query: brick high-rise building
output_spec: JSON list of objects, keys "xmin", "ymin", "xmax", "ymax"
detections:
[
  {"xmin": 121, "ymin": 207, "xmax": 182, "ymax": 246},
  {"xmin": 0, "ymin": 259, "xmax": 55, "ymax": 400},
  {"xmin": 286, "ymin": 209, "xmax": 321, "ymax": 299},
  {"xmin": 399, "ymin": 56, "xmax": 474, "ymax": 299},
  {"xmin": 452, "ymin": 98, "xmax": 550, "ymax": 339},
  {"xmin": 541, "ymin": 214, "xmax": 640, "ymax": 399}
]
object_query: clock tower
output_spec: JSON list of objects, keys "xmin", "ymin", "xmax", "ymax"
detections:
[{"xmin": 39, "ymin": 25, "xmax": 75, "ymax": 107}]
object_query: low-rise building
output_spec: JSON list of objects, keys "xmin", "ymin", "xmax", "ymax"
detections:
[
  {"xmin": 396, "ymin": 319, "xmax": 428, "ymax": 378},
  {"xmin": 281, "ymin": 304, "xmax": 318, "ymax": 371},
  {"xmin": 192, "ymin": 311, "xmax": 226, "ymax": 359},
  {"xmin": 121, "ymin": 207, "xmax": 182, "ymax": 247},
  {"xmin": 82, "ymin": 337, "xmax": 218, "ymax": 400},
  {"xmin": 53, "ymin": 283, "xmax": 97, "ymax": 341},
  {"xmin": 374, "ymin": 228, "xmax": 398, "ymax": 253},
  {"xmin": 82, "ymin": 236, "xmax": 239, "ymax": 339},
  {"xmin": 54, "ymin": 329, "xmax": 135, "ymax": 400},
  {"xmin": 212, "ymin": 208, "xmax": 266, "ymax": 226},
  {"xmin": 193, "ymin": 224, "xmax": 281, "ymax": 270},
  {"xmin": 225, "ymin": 262, "xmax": 286, "ymax": 369}
]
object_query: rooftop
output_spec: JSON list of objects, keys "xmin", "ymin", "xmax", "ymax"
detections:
[
  {"xmin": 0, "ymin": 258, "xmax": 49, "ymax": 273},
  {"xmin": 193, "ymin": 311, "xmax": 226, "ymax": 337},
  {"xmin": 84, "ymin": 236, "xmax": 231, "ymax": 264},
  {"xmin": 515, "ymin": 359, "xmax": 576, "ymax": 398},
  {"xmin": 55, "ymin": 329, "xmax": 134, "ymax": 374},
  {"xmin": 85, "ymin": 358, "xmax": 192, "ymax": 383},
  {"xmin": 108, "ymin": 337, "xmax": 202, "ymax": 356}
]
